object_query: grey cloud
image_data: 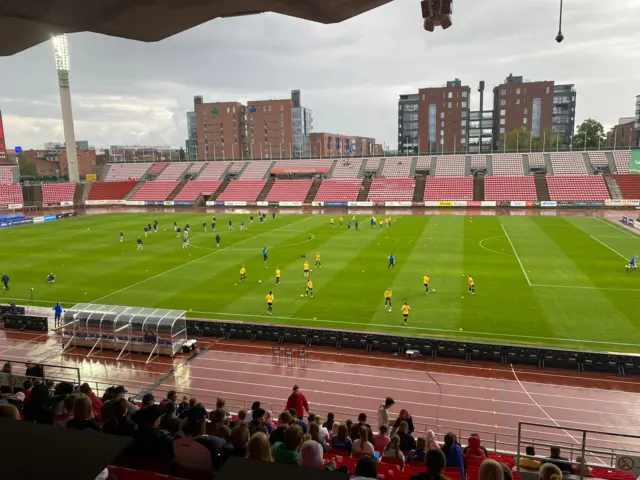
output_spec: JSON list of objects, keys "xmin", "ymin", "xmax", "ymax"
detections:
[{"xmin": 0, "ymin": 0, "xmax": 639, "ymax": 149}]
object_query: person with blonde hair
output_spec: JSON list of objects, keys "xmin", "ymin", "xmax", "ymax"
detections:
[
  {"xmin": 314, "ymin": 416, "xmax": 330, "ymax": 444},
  {"xmin": 479, "ymin": 459, "xmax": 504, "ymax": 480},
  {"xmin": 0, "ymin": 403, "xmax": 20, "ymax": 420},
  {"xmin": 353, "ymin": 425, "xmax": 375, "ymax": 456},
  {"xmin": 247, "ymin": 432, "xmax": 273, "ymax": 462},
  {"xmin": 539, "ymin": 462, "xmax": 563, "ymax": 480},
  {"xmin": 331, "ymin": 421, "xmax": 340, "ymax": 439},
  {"xmin": 382, "ymin": 434, "xmax": 405, "ymax": 467},
  {"xmin": 66, "ymin": 393, "xmax": 100, "ymax": 431}
]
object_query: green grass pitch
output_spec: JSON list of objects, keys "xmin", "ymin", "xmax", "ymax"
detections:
[{"xmin": 1, "ymin": 212, "xmax": 639, "ymax": 352}]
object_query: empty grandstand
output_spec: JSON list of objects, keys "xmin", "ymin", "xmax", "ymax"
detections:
[
  {"xmin": 265, "ymin": 179, "xmax": 313, "ymax": 202},
  {"xmin": 313, "ymin": 180, "xmax": 363, "ymax": 202},
  {"xmin": 382, "ymin": 158, "xmax": 412, "ymax": 177},
  {"xmin": 104, "ymin": 163, "xmax": 151, "ymax": 181},
  {"xmin": 198, "ymin": 162, "xmax": 230, "ymax": 180},
  {"xmin": 368, "ymin": 178, "xmax": 415, "ymax": 202},
  {"xmin": 492, "ymin": 154, "xmax": 525, "ymax": 176},
  {"xmin": 331, "ymin": 158, "xmax": 363, "ymax": 178},
  {"xmin": 549, "ymin": 152, "xmax": 588, "ymax": 175},
  {"xmin": 42, "ymin": 183, "xmax": 76, "ymax": 206},
  {"xmin": 424, "ymin": 176, "xmax": 473, "ymax": 201},
  {"xmin": 87, "ymin": 181, "xmax": 137, "ymax": 201},
  {"xmin": 435, "ymin": 155, "xmax": 466, "ymax": 176},
  {"xmin": 173, "ymin": 180, "xmax": 222, "ymax": 202},
  {"xmin": 130, "ymin": 181, "xmax": 180, "ymax": 202},
  {"xmin": 546, "ymin": 175, "xmax": 610, "ymax": 201},
  {"xmin": 485, "ymin": 176, "xmax": 537, "ymax": 201},
  {"xmin": 612, "ymin": 174, "xmax": 640, "ymax": 199},
  {"xmin": 216, "ymin": 180, "xmax": 266, "ymax": 202},
  {"xmin": 0, "ymin": 184, "xmax": 24, "ymax": 205}
]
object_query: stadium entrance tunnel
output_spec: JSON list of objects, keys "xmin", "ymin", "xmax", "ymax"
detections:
[{"xmin": 186, "ymin": 319, "xmax": 640, "ymax": 376}]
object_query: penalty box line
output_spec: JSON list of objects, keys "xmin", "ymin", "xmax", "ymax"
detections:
[{"xmin": 501, "ymin": 224, "xmax": 532, "ymax": 286}]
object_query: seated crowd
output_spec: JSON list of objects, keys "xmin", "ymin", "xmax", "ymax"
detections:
[{"xmin": 0, "ymin": 381, "xmax": 608, "ymax": 480}]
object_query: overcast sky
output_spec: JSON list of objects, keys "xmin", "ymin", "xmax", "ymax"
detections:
[{"xmin": 0, "ymin": 0, "xmax": 638, "ymax": 151}]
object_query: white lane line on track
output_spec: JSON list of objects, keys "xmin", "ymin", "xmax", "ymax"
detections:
[
  {"xmin": 0, "ymin": 332, "xmax": 52, "ymax": 356},
  {"xmin": 91, "ymin": 215, "xmax": 314, "ymax": 303}
]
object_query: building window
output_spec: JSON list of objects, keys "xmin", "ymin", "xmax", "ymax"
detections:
[
  {"xmin": 281, "ymin": 105, "xmax": 284, "ymax": 111},
  {"xmin": 500, "ymin": 88, "xmax": 506, "ymax": 96},
  {"xmin": 500, "ymin": 118, "xmax": 505, "ymax": 125},
  {"xmin": 500, "ymin": 99, "xmax": 506, "ymax": 106},
  {"xmin": 428, "ymin": 104, "xmax": 437, "ymax": 150},
  {"xmin": 500, "ymin": 127, "xmax": 505, "ymax": 134},
  {"xmin": 461, "ymin": 120, "xmax": 467, "ymax": 127},
  {"xmin": 523, "ymin": 117, "xmax": 528, "ymax": 124},
  {"xmin": 462, "ymin": 91, "xmax": 468, "ymax": 98},
  {"xmin": 440, "ymin": 112, "xmax": 445, "ymax": 119},
  {"xmin": 461, "ymin": 111, "xmax": 467, "ymax": 118},
  {"xmin": 422, "ymin": 94, "xmax": 425, "ymax": 101},
  {"xmin": 448, "ymin": 92, "xmax": 453, "ymax": 99},
  {"xmin": 516, "ymin": 99, "xmax": 520, "ymax": 105},
  {"xmin": 500, "ymin": 109, "xmax": 506, "ymax": 116},
  {"xmin": 524, "ymin": 108, "xmax": 528, "ymax": 114},
  {"xmin": 447, "ymin": 102, "xmax": 452, "ymax": 108},
  {"xmin": 461, "ymin": 137, "xmax": 466, "ymax": 144},
  {"xmin": 546, "ymin": 86, "xmax": 550, "ymax": 94},
  {"xmin": 461, "ymin": 101, "xmax": 467, "ymax": 108},
  {"xmin": 516, "ymin": 88, "xmax": 521, "ymax": 95},
  {"xmin": 532, "ymin": 97, "xmax": 542, "ymax": 139},
  {"xmin": 462, "ymin": 128, "xmax": 466, "ymax": 136},
  {"xmin": 227, "ymin": 107, "xmax": 230, "ymax": 113},
  {"xmin": 441, "ymin": 121, "xmax": 444, "ymax": 127}
]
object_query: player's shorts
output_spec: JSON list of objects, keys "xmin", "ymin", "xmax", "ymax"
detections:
[
  {"xmin": 385, "ymin": 298, "xmax": 391, "ymax": 303},
  {"xmin": 469, "ymin": 284, "xmax": 474, "ymax": 288},
  {"xmin": 263, "ymin": 255, "xmax": 268, "ymax": 261},
  {"xmin": 307, "ymin": 288, "xmax": 313, "ymax": 293},
  {"xmin": 315, "ymin": 261, "xmax": 320, "ymax": 265},
  {"xmin": 424, "ymin": 284, "xmax": 429, "ymax": 288},
  {"xmin": 304, "ymin": 269, "xmax": 309, "ymax": 273},
  {"xmin": 267, "ymin": 302, "xmax": 272, "ymax": 306},
  {"xmin": 403, "ymin": 314, "xmax": 408, "ymax": 319}
]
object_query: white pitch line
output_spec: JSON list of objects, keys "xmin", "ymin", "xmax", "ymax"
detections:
[
  {"xmin": 91, "ymin": 216, "xmax": 314, "ymax": 304},
  {"xmin": 478, "ymin": 237, "xmax": 514, "ymax": 257},
  {"xmin": 597, "ymin": 217, "xmax": 640, "ymax": 239},
  {"xmin": 501, "ymin": 224, "xmax": 532, "ymax": 285},
  {"xmin": 532, "ymin": 284, "xmax": 640, "ymax": 293},
  {"xmin": 590, "ymin": 235, "xmax": 629, "ymax": 261}
]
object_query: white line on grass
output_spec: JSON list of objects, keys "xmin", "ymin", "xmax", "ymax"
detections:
[
  {"xmin": 187, "ymin": 310, "xmax": 640, "ymax": 347},
  {"xmin": 590, "ymin": 235, "xmax": 628, "ymax": 261},
  {"xmin": 532, "ymin": 284, "xmax": 640, "ymax": 292},
  {"xmin": 501, "ymin": 224, "xmax": 531, "ymax": 285},
  {"xmin": 478, "ymin": 237, "xmax": 514, "ymax": 257},
  {"xmin": 597, "ymin": 217, "xmax": 640, "ymax": 239},
  {"xmin": 90, "ymin": 216, "xmax": 314, "ymax": 304}
]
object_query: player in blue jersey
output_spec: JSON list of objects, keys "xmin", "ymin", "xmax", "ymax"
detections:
[
  {"xmin": 176, "ymin": 226, "xmax": 181, "ymax": 238},
  {"xmin": 120, "ymin": 230, "xmax": 124, "ymax": 243},
  {"xmin": 47, "ymin": 272, "xmax": 56, "ymax": 283},
  {"xmin": 355, "ymin": 220, "xmax": 359, "ymax": 231},
  {"xmin": 144, "ymin": 226, "xmax": 148, "ymax": 237},
  {"xmin": 202, "ymin": 221, "xmax": 207, "ymax": 232},
  {"xmin": 241, "ymin": 220, "xmax": 246, "ymax": 231},
  {"xmin": 262, "ymin": 246, "xmax": 268, "ymax": 264},
  {"xmin": 626, "ymin": 255, "xmax": 637, "ymax": 271},
  {"xmin": 182, "ymin": 236, "xmax": 189, "ymax": 249},
  {"xmin": 154, "ymin": 220, "xmax": 158, "ymax": 232},
  {"xmin": 388, "ymin": 254, "xmax": 395, "ymax": 270},
  {"xmin": 347, "ymin": 220, "xmax": 351, "ymax": 230},
  {"xmin": 137, "ymin": 236, "xmax": 143, "ymax": 250}
]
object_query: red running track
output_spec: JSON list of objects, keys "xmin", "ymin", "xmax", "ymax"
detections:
[{"xmin": 1, "ymin": 328, "xmax": 640, "ymax": 463}]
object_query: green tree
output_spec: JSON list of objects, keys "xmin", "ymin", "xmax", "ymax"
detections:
[
  {"xmin": 503, "ymin": 127, "xmax": 561, "ymax": 151},
  {"xmin": 572, "ymin": 118, "xmax": 606, "ymax": 149},
  {"xmin": 17, "ymin": 153, "xmax": 37, "ymax": 177}
]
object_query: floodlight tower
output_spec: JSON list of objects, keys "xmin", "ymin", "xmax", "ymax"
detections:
[{"xmin": 52, "ymin": 34, "xmax": 79, "ymax": 182}]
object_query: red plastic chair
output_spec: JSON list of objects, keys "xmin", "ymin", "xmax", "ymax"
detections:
[
  {"xmin": 380, "ymin": 456, "xmax": 405, "ymax": 468},
  {"xmin": 108, "ymin": 466, "xmax": 160, "ymax": 480}
]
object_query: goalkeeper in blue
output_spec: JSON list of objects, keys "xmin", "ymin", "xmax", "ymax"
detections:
[{"xmin": 626, "ymin": 255, "xmax": 637, "ymax": 271}]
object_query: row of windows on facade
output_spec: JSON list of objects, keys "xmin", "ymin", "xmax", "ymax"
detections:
[
  {"xmin": 499, "ymin": 86, "xmax": 551, "ymax": 96},
  {"xmin": 203, "ymin": 104, "xmax": 285, "ymax": 115},
  {"xmin": 420, "ymin": 91, "xmax": 469, "ymax": 101}
]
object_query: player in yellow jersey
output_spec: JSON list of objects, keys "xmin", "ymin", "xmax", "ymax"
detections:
[
  {"xmin": 379, "ymin": 219, "xmax": 383, "ymax": 228},
  {"xmin": 240, "ymin": 265, "xmax": 246, "ymax": 283},
  {"xmin": 305, "ymin": 279, "xmax": 314, "ymax": 297},
  {"xmin": 385, "ymin": 217, "xmax": 390, "ymax": 227},
  {"xmin": 388, "ymin": 216, "xmax": 392, "ymax": 226},
  {"xmin": 401, "ymin": 302, "xmax": 411, "ymax": 326},
  {"xmin": 468, "ymin": 275, "xmax": 475, "ymax": 295},
  {"xmin": 303, "ymin": 261, "xmax": 310, "ymax": 277},
  {"xmin": 339, "ymin": 216, "xmax": 343, "ymax": 226},
  {"xmin": 352, "ymin": 215, "xmax": 356, "ymax": 222},
  {"xmin": 275, "ymin": 267, "xmax": 281, "ymax": 285},
  {"xmin": 423, "ymin": 274, "xmax": 430, "ymax": 294},
  {"xmin": 372, "ymin": 216, "xmax": 376, "ymax": 228},
  {"xmin": 384, "ymin": 288, "xmax": 392, "ymax": 311},
  {"xmin": 266, "ymin": 291, "xmax": 274, "ymax": 314},
  {"xmin": 330, "ymin": 218, "xmax": 335, "ymax": 228},
  {"xmin": 315, "ymin": 252, "xmax": 321, "ymax": 268}
]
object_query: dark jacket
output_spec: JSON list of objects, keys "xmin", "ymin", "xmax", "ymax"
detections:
[
  {"xmin": 67, "ymin": 418, "xmax": 101, "ymax": 432},
  {"xmin": 394, "ymin": 416, "xmax": 415, "ymax": 434},
  {"xmin": 398, "ymin": 431, "xmax": 417, "ymax": 452},
  {"xmin": 543, "ymin": 456, "xmax": 572, "ymax": 473},
  {"xmin": 127, "ymin": 426, "xmax": 174, "ymax": 465},
  {"xmin": 270, "ymin": 425, "xmax": 287, "ymax": 445},
  {"xmin": 102, "ymin": 418, "xmax": 138, "ymax": 437},
  {"xmin": 23, "ymin": 404, "xmax": 54, "ymax": 425}
]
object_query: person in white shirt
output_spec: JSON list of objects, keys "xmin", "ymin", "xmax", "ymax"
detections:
[
  {"xmin": 377, "ymin": 397, "xmax": 395, "ymax": 430},
  {"xmin": 314, "ymin": 416, "xmax": 330, "ymax": 444},
  {"xmin": 352, "ymin": 425, "xmax": 376, "ymax": 456}
]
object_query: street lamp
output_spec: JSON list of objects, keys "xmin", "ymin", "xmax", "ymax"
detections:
[{"xmin": 52, "ymin": 34, "xmax": 79, "ymax": 182}]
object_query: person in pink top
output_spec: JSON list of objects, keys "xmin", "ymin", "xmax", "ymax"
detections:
[
  {"xmin": 374, "ymin": 424, "xmax": 391, "ymax": 451},
  {"xmin": 285, "ymin": 384, "xmax": 309, "ymax": 420},
  {"xmin": 426, "ymin": 430, "xmax": 441, "ymax": 451}
]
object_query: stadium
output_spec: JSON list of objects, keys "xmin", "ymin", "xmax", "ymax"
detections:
[{"xmin": 2, "ymin": 1, "xmax": 640, "ymax": 480}]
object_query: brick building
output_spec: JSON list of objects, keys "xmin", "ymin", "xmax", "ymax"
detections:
[
  {"xmin": 247, "ymin": 98, "xmax": 293, "ymax": 159},
  {"xmin": 195, "ymin": 100, "xmax": 245, "ymax": 161},
  {"xmin": 23, "ymin": 149, "xmax": 97, "ymax": 177},
  {"xmin": 609, "ymin": 117, "xmax": 636, "ymax": 148},
  {"xmin": 417, "ymin": 79, "xmax": 471, "ymax": 154},
  {"xmin": 493, "ymin": 74, "xmax": 554, "ymax": 149},
  {"xmin": 309, "ymin": 133, "xmax": 376, "ymax": 158}
]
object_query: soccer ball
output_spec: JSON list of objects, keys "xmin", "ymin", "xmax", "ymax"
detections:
[
  {"xmin": 300, "ymin": 294, "xmax": 304, "ymax": 297},
  {"xmin": 388, "ymin": 308, "xmax": 392, "ymax": 312},
  {"xmin": 258, "ymin": 280, "xmax": 262, "ymax": 283},
  {"xmin": 432, "ymin": 289, "xmax": 436, "ymax": 292}
]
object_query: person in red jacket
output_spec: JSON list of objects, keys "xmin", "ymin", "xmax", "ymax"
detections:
[
  {"xmin": 79, "ymin": 383, "xmax": 104, "ymax": 421},
  {"xmin": 464, "ymin": 435, "xmax": 486, "ymax": 465},
  {"xmin": 285, "ymin": 384, "xmax": 309, "ymax": 420}
]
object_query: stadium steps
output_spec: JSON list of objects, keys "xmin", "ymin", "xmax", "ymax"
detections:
[
  {"xmin": 357, "ymin": 160, "xmax": 367, "ymax": 178},
  {"xmin": 304, "ymin": 178, "xmax": 323, "ymax": 203},
  {"xmin": 22, "ymin": 184, "xmax": 41, "ymax": 206},
  {"xmin": 257, "ymin": 177, "xmax": 276, "ymax": 201},
  {"xmin": 465, "ymin": 156, "xmax": 472, "ymax": 176},
  {"xmin": 376, "ymin": 158, "xmax": 386, "ymax": 177},
  {"xmin": 413, "ymin": 175, "xmax": 427, "ymax": 202},
  {"xmin": 534, "ymin": 173, "xmax": 550, "ymax": 201},
  {"xmin": 409, "ymin": 157, "xmax": 418, "ymax": 177},
  {"xmin": 211, "ymin": 179, "xmax": 229, "ymax": 200},
  {"xmin": 124, "ymin": 180, "xmax": 146, "ymax": 200},
  {"xmin": 581, "ymin": 153, "xmax": 595, "ymax": 174},
  {"xmin": 357, "ymin": 178, "xmax": 372, "ymax": 201},
  {"xmin": 167, "ymin": 181, "xmax": 187, "ymax": 201},
  {"xmin": 263, "ymin": 161, "xmax": 276, "ymax": 180},
  {"xmin": 74, "ymin": 183, "xmax": 89, "ymax": 204},
  {"xmin": 603, "ymin": 173, "xmax": 623, "ymax": 199},
  {"xmin": 189, "ymin": 163, "xmax": 207, "ymax": 180},
  {"xmin": 429, "ymin": 157, "xmax": 437, "ymax": 176},
  {"xmin": 543, "ymin": 153, "xmax": 554, "ymax": 175},
  {"xmin": 326, "ymin": 160, "xmax": 338, "ymax": 178},
  {"xmin": 99, "ymin": 164, "xmax": 111, "ymax": 181},
  {"xmin": 605, "ymin": 151, "xmax": 618, "ymax": 173},
  {"xmin": 473, "ymin": 174, "xmax": 485, "ymax": 201},
  {"xmin": 522, "ymin": 154, "xmax": 531, "ymax": 175},
  {"xmin": 486, "ymin": 156, "xmax": 493, "ymax": 176}
]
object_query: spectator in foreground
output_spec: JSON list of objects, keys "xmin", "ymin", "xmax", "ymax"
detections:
[
  {"xmin": 141, "ymin": 393, "xmax": 155, "ymax": 408},
  {"xmin": 573, "ymin": 456, "xmax": 592, "ymax": 477},
  {"xmin": 322, "ymin": 413, "xmax": 335, "ymax": 431},
  {"xmin": 209, "ymin": 408, "xmax": 231, "ymax": 440},
  {"xmin": 501, "ymin": 462, "xmax": 513, "ymax": 480},
  {"xmin": 464, "ymin": 435, "xmax": 487, "ymax": 464},
  {"xmin": 161, "ymin": 390, "xmax": 178, "ymax": 405},
  {"xmin": 426, "ymin": 430, "xmax": 441, "ymax": 451},
  {"xmin": 377, "ymin": 396, "xmax": 395, "ymax": 430},
  {"xmin": 374, "ymin": 424, "xmax": 391, "ymax": 451},
  {"xmin": 159, "ymin": 402, "xmax": 178, "ymax": 430},
  {"xmin": 463, "ymin": 434, "xmax": 489, "ymax": 457},
  {"xmin": 519, "ymin": 446, "xmax": 542, "ymax": 469},
  {"xmin": 285, "ymin": 385, "xmax": 309, "ymax": 420},
  {"xmin": 246, "ymin": 401, "xmax": 261, "ymax": 424},
  {"xmin": 79, "ymin": 383, "xmax": 103, "ymax": 421},
  {"xmin": 178, "ymin": 397, "xmax": 197, "ymax": 419},
  {"xmin": 127, "ymin": 405, "xmax": 174, "ymax": 466},
  {"xmin": 331, "ymin": 423, "xmax": 352, "ymax": 454},
  {"xmin": 221, "ymin": 424, "xmax": 250, "ymax": 463},
  {"xmin": 231, "ymin": 409, "xmax": 247, "ymax": 428},
  {"xmin": 353, "ymin": 455, "xmax": 379, "ymax": 480},
  {"xmin": 331, "ymin": 421, "xmax": 340, "ymax": 440},
  {"xmin": 298, "ymin": 441, "xmax": 325, "ymax": 469},
  {"xmin": 105, "ymin": 386, "xmax": 139, "ymax": 417},
  {"xmin": 174, "ymin": 406, "xmax": 224, "ymax": 472},
  {"xmin": 67, "ymin": 393, "xmax": 101, "ymax": 431},
  {"xmin": 23, "ymin": 383, "xmax": 54, "ymax": 425},
  {"xmin": 398, "ymin": 421, "xmax": 417, "ymax": 451},
  {"xmin": 309, "ymin": 423, "xmax": 327, "ymax": 452},
  {"xmin": 353, "ymin": 425, "xmax": 376, "ymax": 456},
  {"xmin": 393, "ymin": 409, "xmax": 415, "ymax": 434},
  {"xmin": 382, "ymin": 434, "xmax": 404, "ymax": 466},
  {"xmin": 247, "ymin": 432, "xmax": 273, "ymax": 462},
  {"xmin": 270, "ymin": 411, "xmax": 292, "ymax": 445},
  {"xmin": 101, "ymin": 398, "xmax": 137, "ymax": 437},
  {"xmin": 0, "ymin": 403, "xmax": 20, "ymax": 420},
  {"xmin": 543, "ymin": 446, "xmax": 572, "ymax": 473},
  {"xmin": 478, "ymin": 459, "xmax": 504, "ymax": 480},
  {"xmin": 50, "ymin": 382, "xmax": 74, "ymax": 415},
  {"xmin": 314, "ymin": 416, "xmax": 330, "ymax": 444},
  {"xmin": 289, "ymin": 408, "xmax": 308, "ymax": 434},
  {"xmin": 263, "ymin": 411, "xmax": 275, "ymax": 434},
  {"xmin": 408, "ymin": 437, "xmax": 428, "ymax": 465},
  {"xmin": 539, "ymin": 462, "xmax": 563, "ymax": 480},
  {"xmin": 410, "ymin": 448, "xmax": 448, "ymax": 480},
  {"xmin": 53, "ymin": 394, "xmax": 76, "ymax": 428},
  {"xmin": 272, "ymin": 424, "xmax": 303, "ymax": 465},
  {"xmin": 442, "ymin": 432, "xmax": 465, "ymax": 479}
]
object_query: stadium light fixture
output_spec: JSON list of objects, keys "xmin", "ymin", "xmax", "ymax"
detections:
[{"xmin": 52, "ymin": 34, "xmax": 69, "ymax": 72}]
